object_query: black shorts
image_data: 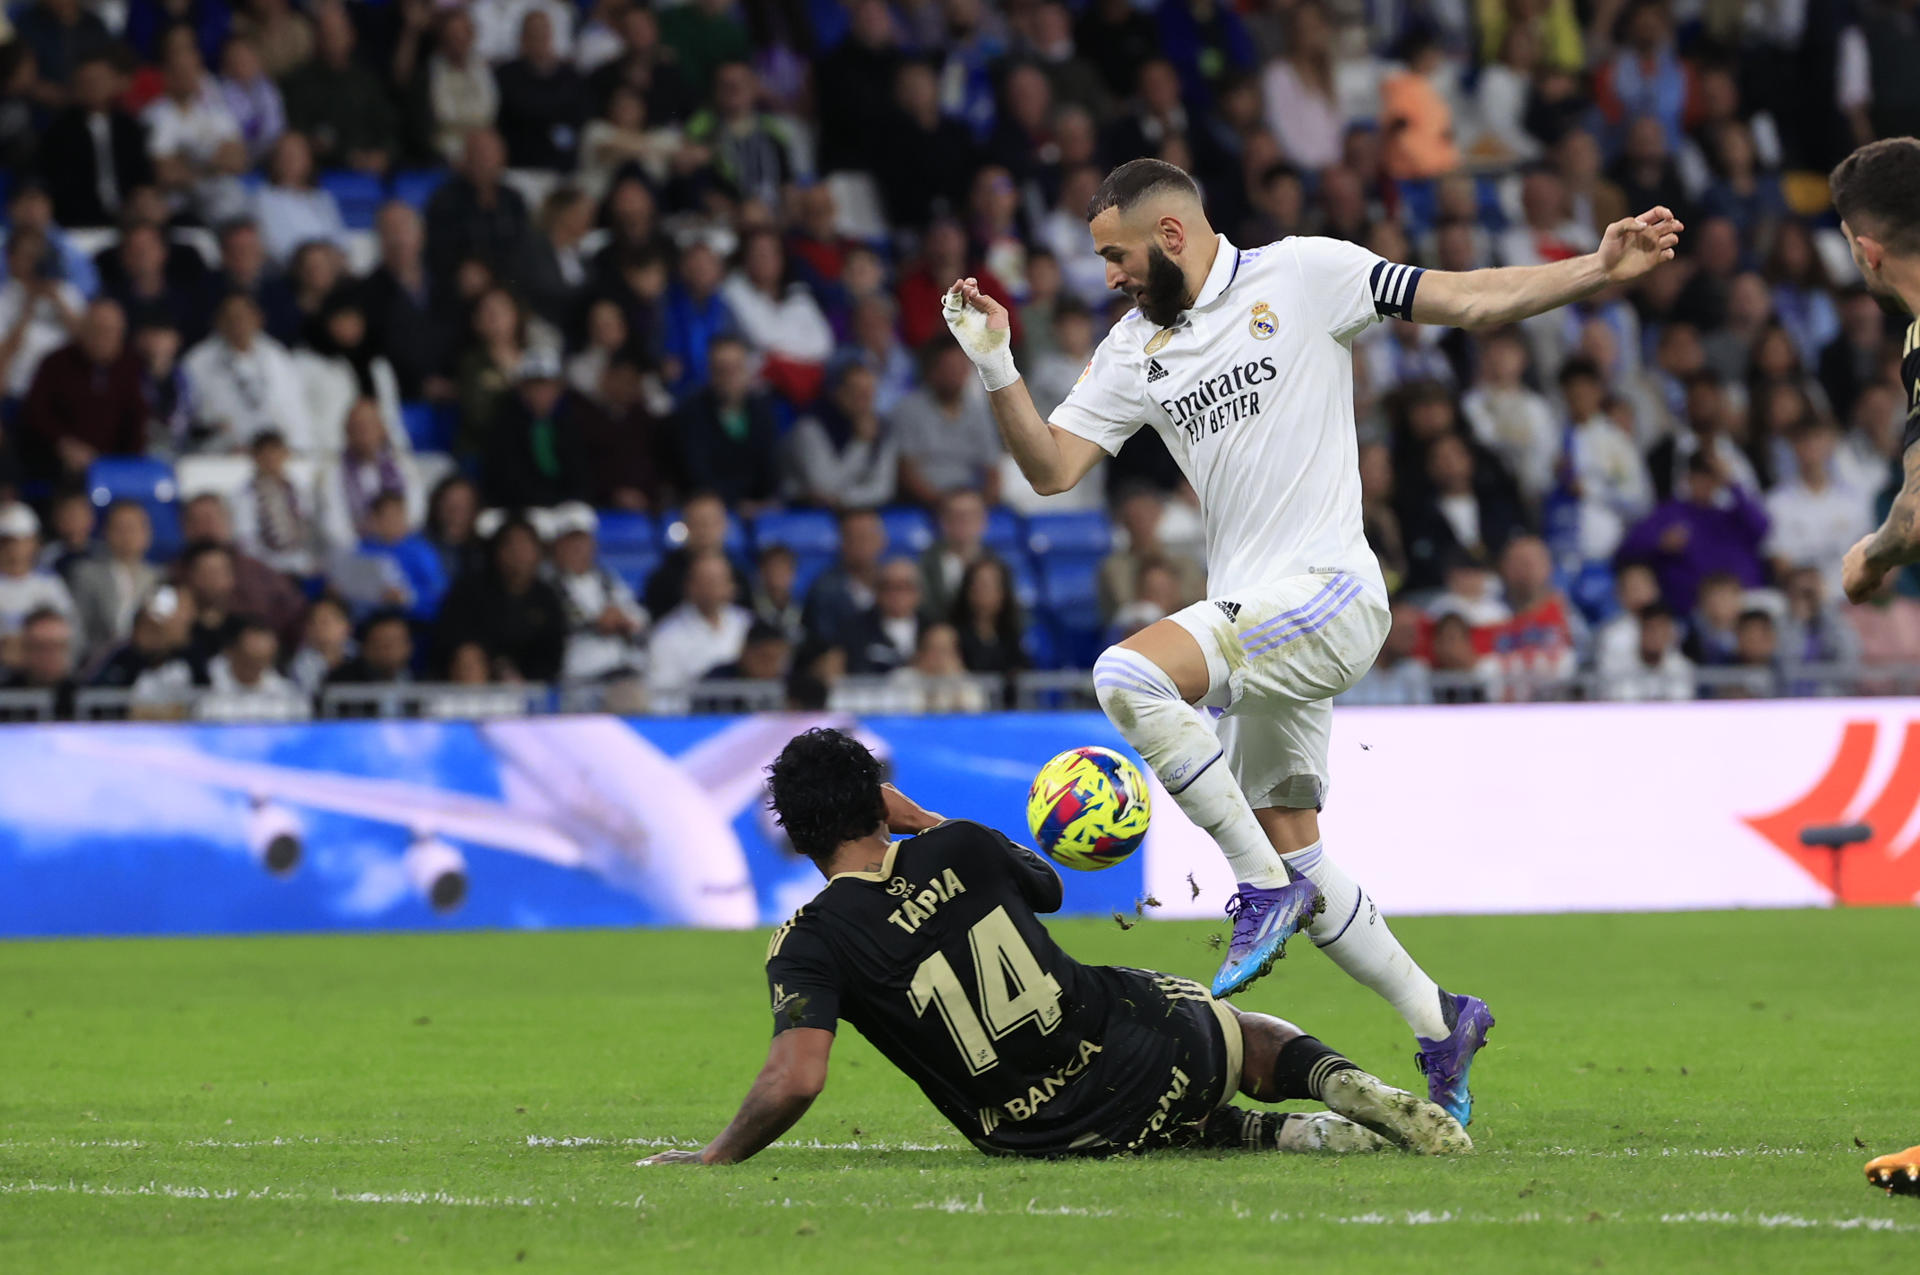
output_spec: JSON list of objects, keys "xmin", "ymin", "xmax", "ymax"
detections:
[{"xmin": 978, "ymin": 967, "xmax": 1244, "ymax": 1159}]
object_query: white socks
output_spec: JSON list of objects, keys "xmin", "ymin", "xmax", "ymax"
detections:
[
  {"xmin": 1092, "ymin": 648, "xmax": 1289, "ymax": 887},
  {"xmin": 1281, "ymin": 841, "xmax": 1451, "ymax": 1040},
  {"xmin": 1092, "ymin": 646, "xmax": 1454, "ymax": 1041}
]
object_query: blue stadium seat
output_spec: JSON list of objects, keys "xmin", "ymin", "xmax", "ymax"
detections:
[
  {"xmin": 87, "ymin": 457, "xmax": 181, "ymax": 561},
  {"xmin": 600, "ymin": 548, "xmax": 660, "ymax": 593},
  {"xmin": 791, "ymin": 551, "xmax": 836, "ymax": 597},
  {"xmin": 879, "ymin": 505, "xmax": 933, "ymax": 554},
  {"xmin": 595, "ymin": 510, "xmax": 658, "ymax": 555},
  {"xmin": 392, "ymin": 169, "xmax": 449, "ymax": 212},
  {"xmin": 1005, "ymin": 554, "xmax": 1042, "ymax": 613},
  {"xmin": 751, "ymin": 509, "xmax": 839, "ymax": 556},
  {"xmin": 1395, "ymin": 179, "xmax": 1439, "ymax": 236},
  {"xmin": 1025, "ymin": 510, "xmax": 1113, "ymax": 557},
  {"xmin": 659, "ymin": 507, "xmax": 749, "ymax": 557},
  {"xmin": 318, "ymin": 170, "xmax": 386, "ymax": 230},
  {"xmin": 984, "ymin": 506, "xmax": 1025, "ymax": 554},
  {"xmin": 1023, "ymin": 618, "xmax": 1059, "ymax": 670},
  {"xmin": 1040, "ymin": 555, "xmax": 1102, "ymax": 614},
  {"xmin": 400, "ymin": 401, "xmax": 456, "ymax": 452}
]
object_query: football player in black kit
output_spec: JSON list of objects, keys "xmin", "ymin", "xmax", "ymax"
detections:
[
  {"xmin": 1836, "ymin": 137, "xmax": 1920, "ymax": 604},
  {"xmin": 641, "ymin": 728, "xmax": 1471, "ymax": 1165}
]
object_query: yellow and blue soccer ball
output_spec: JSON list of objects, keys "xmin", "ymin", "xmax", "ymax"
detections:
[{"xmin": 1026, "ymin": 746, "xmax": 1152, "ymax": 871}]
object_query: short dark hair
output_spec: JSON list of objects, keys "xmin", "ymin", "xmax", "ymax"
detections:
[
  {"xmin": 744, "ymin": 620, "xmax": 787, "ymax": 647},
  {"xmin": 766, "ymin": 727, "xmax": 888, "ymax": 862},
  {"xmin": 358, "ymin": 606, "xmax": 411, "ymax": 642},
  {"xmin": 1557, "ymin": 355, "xmax": 1603, "ymax": 388},
  {"xmin": 1736, "ymin": 608, "xmax": 1775, "ymax": 631},
  {"xmin": 1086, "ymin": 158, "xmax": 1200, "ymax": 222},
  {"xmin": 228, "ymin": 615, "xmax": 275, "ymax": 648},
  {"xmin": 1830, "ymin": 138, "xmax": 1920, "ymax": 255}
]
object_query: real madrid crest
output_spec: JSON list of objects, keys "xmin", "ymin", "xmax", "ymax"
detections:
[
  {"xmin": 1144, "ymin": 328, "xmax": 1174, "ymax": 355},
  {"xmin": 1248, "ymin": 302, "xmax": 1277, "ymax": 340}
]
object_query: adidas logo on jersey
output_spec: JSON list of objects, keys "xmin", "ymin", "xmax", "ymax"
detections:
[
  {"xmin": 1145, "ymin": 358, "xmax": 1169, "ymax": 383},
  {"xmin": 1214, "ymin": 600, "xmax": 1241, "ymax": 621}
]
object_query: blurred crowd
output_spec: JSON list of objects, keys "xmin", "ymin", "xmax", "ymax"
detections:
[{"xmin": 1, "ymin": 0, "xmax": 1919, "ymax": 716}]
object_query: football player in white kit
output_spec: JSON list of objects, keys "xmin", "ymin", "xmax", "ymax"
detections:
[{"xmin": 942, "ymin": 159, "xmax": 1682, "ymax": 1125}]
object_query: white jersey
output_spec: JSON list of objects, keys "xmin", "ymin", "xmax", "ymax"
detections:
[{"xmin": 1052, "ymin": 234, "xmax": 1422, "ymax": 597}]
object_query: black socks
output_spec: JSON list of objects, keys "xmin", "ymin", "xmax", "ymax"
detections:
[{"xmin": 1271, "ymin": 1034, "xmax": 1361, "ymax": 1102}]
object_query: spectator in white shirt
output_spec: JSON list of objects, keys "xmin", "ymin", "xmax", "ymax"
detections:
[
  {"xmin": 251, "ymin": 130, "xmax": 348, "ymax": 268},
  {"xmin": 647, "ymin": 549, "xmax": 751, "ymax": 695},
  {"xmin": 1764, "ymin": 417, "xmax": 1876, "ymax": 598},
  {"xmin": 1039, "ymin": 165, "xmax": 1111, "ymax": 310},
  {"xmin": 1562, "ymin": 358, "xmax": 1652, "ymax": 562},
  {"xmin": 1599, "ymin": 602, "xmax": 1697, "ymax": 702},
  {"xmin": 0, "ymin": 228, "xmax": 83, "ymax": 398},
  {"xmin": 1591, "ymin": 561, "xmax": 1661, "ymax": 673},
  {"xmin": 182, "ymin": 291, "xmax": 312, "ymax": 452},
  {"xmin": 546, "ymin": 503, "xmax": 648, "ymax": 682},
  {"xmin": 218, "ymin": 34, "xmax": 286, "ymax": 164},
  {"xmin": 886, "ymin": 622, "xmax": 988, "ymax": 713},
  {"xmin": 293, "ymin": 296, "xmax": 406, "ymax": 455},
  {"xmin": 196, "ymin": 618, "xmax": 311, "ymax": 721},
  {"xmin": 0, "ymin": 504, "xmax": 76, "ymax": 657},
  {"xmin": 427, "ymin": 7, "xmax": 499, "ymax": 163},
  {"xmin": 472, "ymin": 0, "xmax": 575, "ymax": 64},
  {"xmin": 719, "ymin": 227, "xmax": 835, "ymax": 395},
  {"xmin": 1461, "ymin": 328, "xmax": 1559, "ymax": 505},
  {"xmin": 230, "ymin": 430, "xmax": 319, "ymax": 575},
  {"xmin": 318, "ymin": 398, "xmax": 424, "ymax": 556},
  {"xmin": 144, "ymin": 26, "xmax": 249, "ymax": 225}
]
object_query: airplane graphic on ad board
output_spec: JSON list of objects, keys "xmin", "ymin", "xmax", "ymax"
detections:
[{"xmin": 55, "ymin": 714, "xmax": 882, "ymax": 927}]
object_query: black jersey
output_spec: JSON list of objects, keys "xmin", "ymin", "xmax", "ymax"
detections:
[
  {"xmin": 764, "ymin": 820, "xmax": 1234, "ymax": 1155},
  {"xmin": 1903, "ymin": 319, "xmax": 1920, "ymax": 453}
]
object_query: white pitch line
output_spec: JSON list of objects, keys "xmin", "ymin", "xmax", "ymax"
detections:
[{"xmin": 3, "ymin": 1180, "xmax": 1916, "ymax": 1231}]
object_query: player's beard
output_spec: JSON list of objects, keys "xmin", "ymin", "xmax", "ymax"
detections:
[
  {"xmin": 1134, "ymin": 244, "xmax": 1191, "ymax": 328},
  {"xmin": 1866, "ymin": 276, "xmax": 1914, "ymax": 319}
]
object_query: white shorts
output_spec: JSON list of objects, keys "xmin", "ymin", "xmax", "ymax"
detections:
[{"xmin": 1167, "ymin": 571, "xmax": 1389, "ymax": 811}]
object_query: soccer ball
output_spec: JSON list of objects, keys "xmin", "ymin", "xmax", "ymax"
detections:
[{"xmin": 1026, "ymin": 746, "xmax": 1152, "ymax": 871}]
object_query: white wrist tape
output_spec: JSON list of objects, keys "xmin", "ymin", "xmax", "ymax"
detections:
[{"xmin": 974, "ymin": 344, "xmax": 1020, "ymax": 392}]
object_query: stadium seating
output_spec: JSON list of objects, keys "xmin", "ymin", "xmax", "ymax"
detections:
[
  {"xmin": 86, "ymin": 457, "xmax": 182, "ymax": 561},
  {"xmin": 750, "ymin": 510, "xmax": 840, "ymax": 557},
  {"xmin": 318, "ymin": 170, "xmax": 386, "ymax": 231},
  {"xmin": 1025, "ymin": 511, "xmax": 1115, "ymax": 558},
  {"xmin": 984, "ymin": 506, "xmax": 1025, "ymax": 555},
  {"xmin": 880, "ymin": 506, "xmax": 935, "ymax": 555},
  {"xmin": 594, "ymin": 511, "xmax": 658, "ymax": 555},
  {"xmin": 390, "ymin": 168, "xmax": 449, "ymax": 212},
  {"xmin": 400, "ymin": 402, "xmax": 457, "ymax": 453}
]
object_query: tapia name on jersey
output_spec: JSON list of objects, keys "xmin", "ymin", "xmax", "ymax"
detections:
[{"xmin": 1158, "ymin": 356, "xmax": 1280, "ymax": 444}]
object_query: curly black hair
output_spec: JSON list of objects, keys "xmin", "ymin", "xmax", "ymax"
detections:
[{"xmin": 766, "ymin": 728, "xmax": 888, "ymax": 864}]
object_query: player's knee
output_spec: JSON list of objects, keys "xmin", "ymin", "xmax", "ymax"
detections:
[{"xmin": 1091, "ymin": 645, "xmax": 1181, "ymax": 724}]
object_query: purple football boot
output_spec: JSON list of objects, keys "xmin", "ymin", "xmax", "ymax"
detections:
[
  {"xmin": 1210, "ymin": 879, "xmax": 1325, "ymax": 998},
  {"xmin": 1414, "ymin": 993, "xmax": 1495, "ymax": 1126}
]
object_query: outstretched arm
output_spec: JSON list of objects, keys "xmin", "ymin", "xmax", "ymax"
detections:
[
  {"xmin": 1844, "ymin": 445, "xmax": 1920, "ymax": 603},
  {"xmin": 641, "ymin": 1028, "xmax": 834, "ymax": 1166},
  {"xmin": 1410, "ymin": 207, "xmax": 1684, "ymax": 330},
  {"xmin": 943, "ymin": 279, "xmax": 1109, "ymax": 496}
]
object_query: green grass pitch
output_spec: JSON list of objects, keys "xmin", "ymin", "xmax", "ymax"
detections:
[{"xmin": 4, "ymin": 908, "xmax": 1919, "ymax": 1272}]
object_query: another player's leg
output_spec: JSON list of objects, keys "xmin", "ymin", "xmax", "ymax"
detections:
[
  {"xmin": 1221, "ymin": 1004, "xmax": 1470, "ymax": 1156},
  {"xmin": 1091, "ymin": 623, "xmax": 1323, "ymax": 995},
  {"xmin": 1253, "ymin": 805, "xmax": 1496, "ymax": 1125}
]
